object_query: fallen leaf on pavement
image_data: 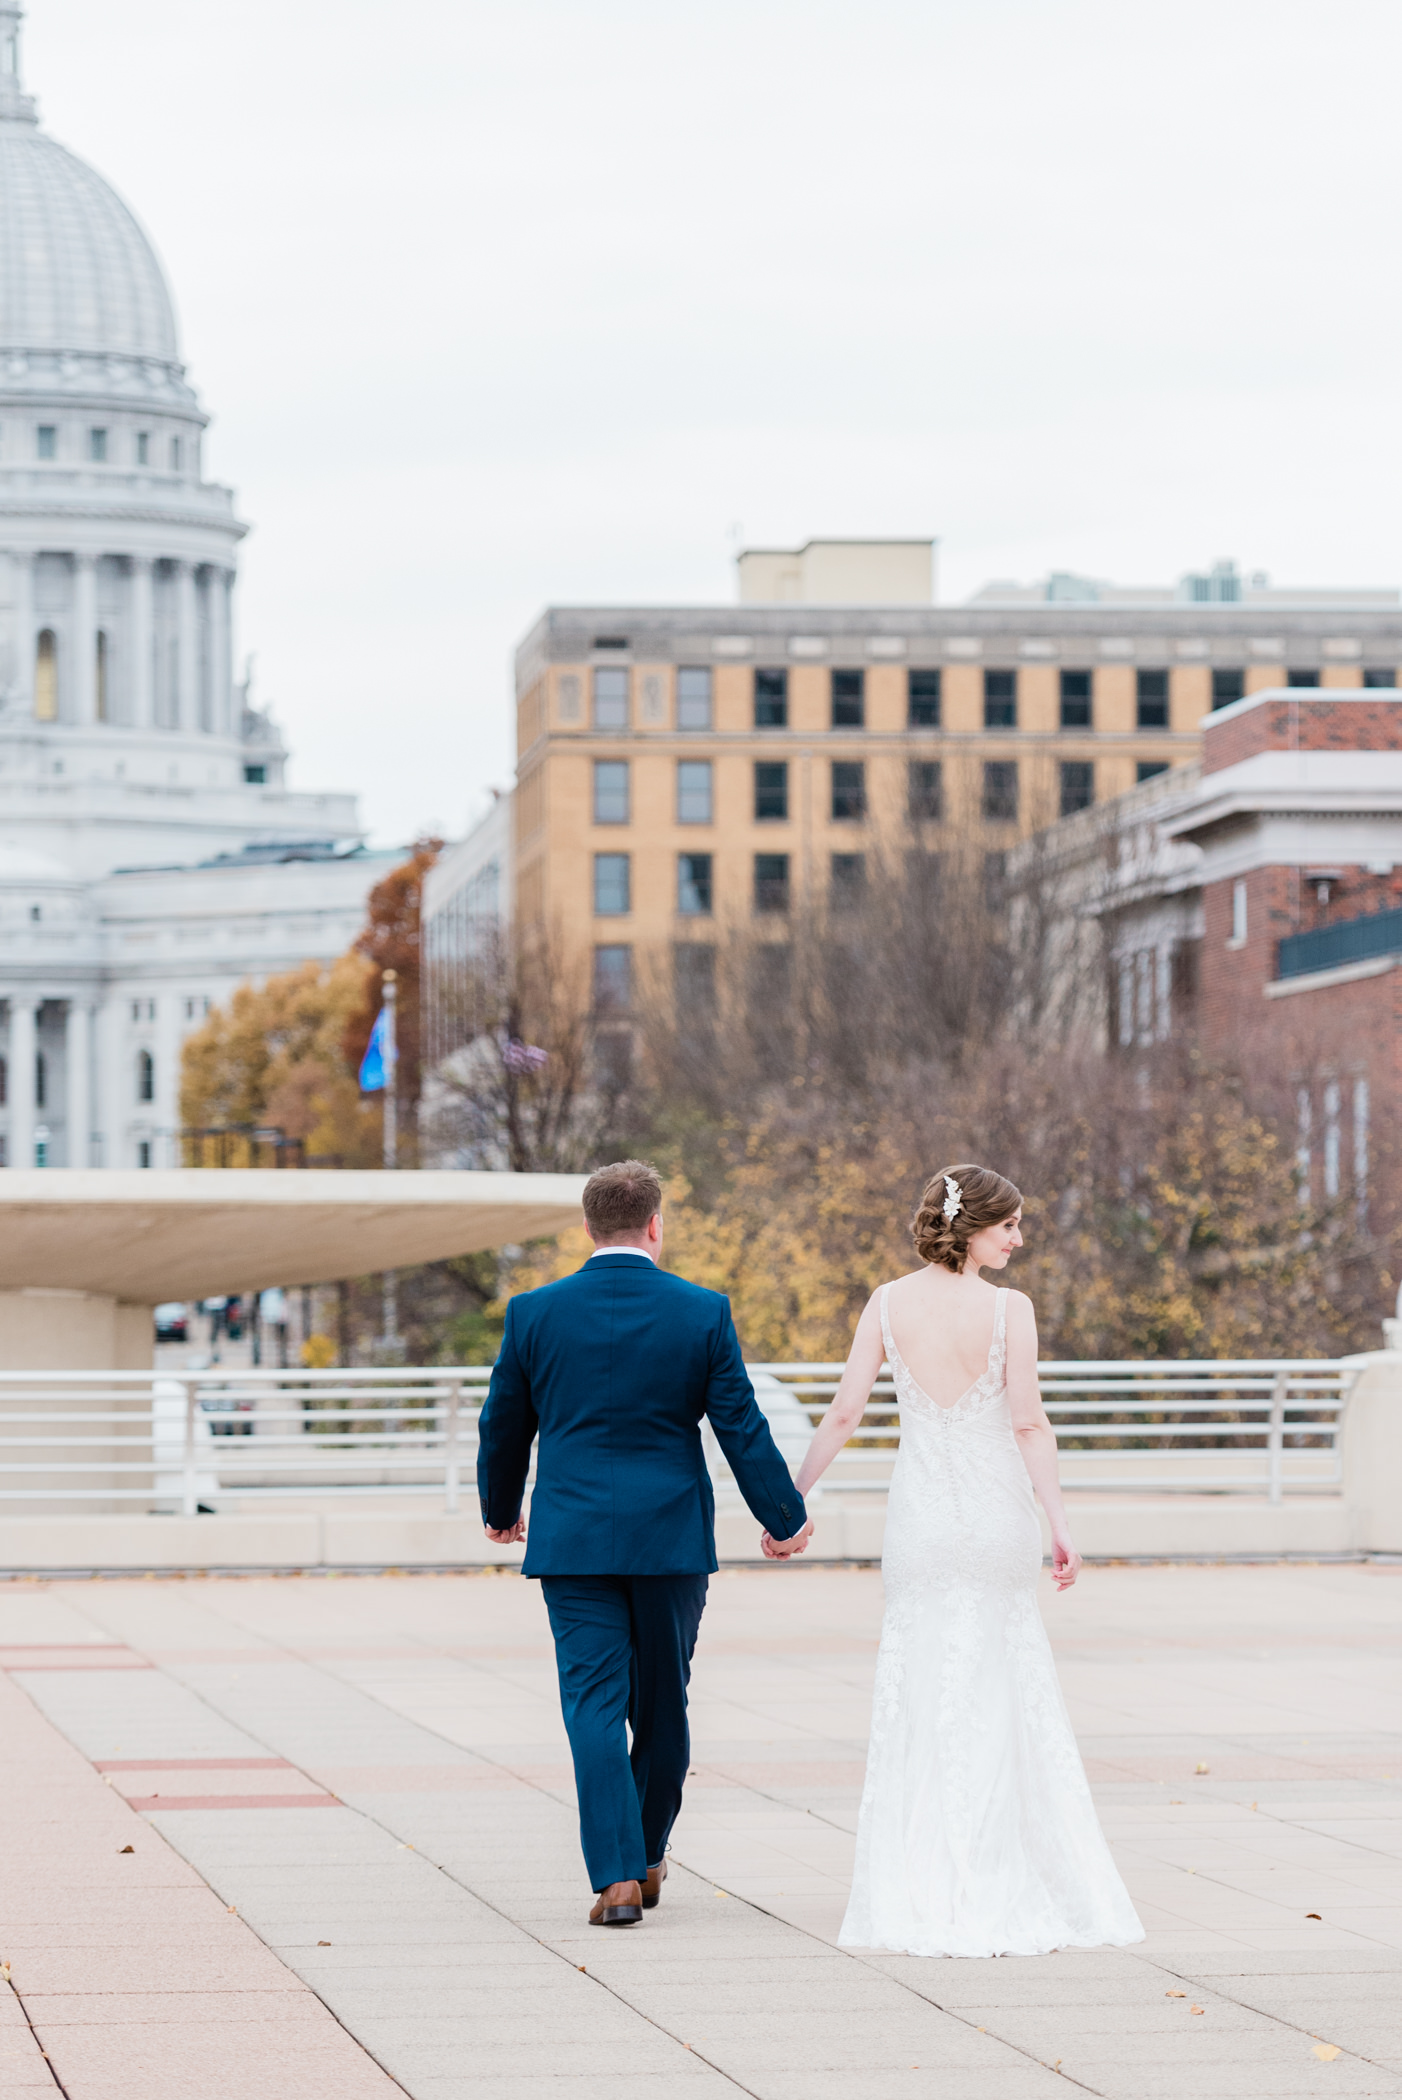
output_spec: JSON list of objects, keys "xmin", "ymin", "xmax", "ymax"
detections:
[
  {"xmin": 1306, "ymin": 1912, "xmax": 1322, "ymax": 1920},
  {"xmin": 1191, "ymin": 2006, "xmax": 1204, "ymax": 2016},
  {"xmin": 1313, "ymin": 2045, "xmax": 1341, "ymax": 2061},
  {"xmin": 318, "ymin": 1940, "xmax": 331, "ymax": 1947},
  {"xmin": 1194, "ymin": 1762, "xmax": 1210, "ymax": 1775},
  {"xmin": 1166, "ymin": 1990, "xmax": 1186, "ymax": 1998},
  {"xmin": 118, "ymin": 1845, "xmax": 133, "ymax": 1854}
]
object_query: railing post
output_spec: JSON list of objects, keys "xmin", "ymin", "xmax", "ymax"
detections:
[
  {"xmin": 180, "ymin": 1378, "xmax": 199, "ymax": 1518},
  {"xmin": 1267, "ymin": 1372, "xmax": 1288, "ymax": 1505},
  {"xmin": 444, "ymin": 1381, "xmax": 461, "ymax": 1514}
]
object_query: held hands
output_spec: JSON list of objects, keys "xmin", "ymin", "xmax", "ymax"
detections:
[
  {"xmin": 1049, "ymin": 1530, "xmax": 1081, "ymax": 1592},
  {"xmin": 484, "ymin": 1517, "xmax": 525, "ymax": 1545},
  {"xmin": 760, "ymin": 1518, "xmax": 814, "ymax": 1560}
]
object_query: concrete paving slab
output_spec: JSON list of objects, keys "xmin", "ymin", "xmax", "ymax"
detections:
[{"xmin": 4, "ymin": 1562, "xmax": 1401, "ymax": 2100}]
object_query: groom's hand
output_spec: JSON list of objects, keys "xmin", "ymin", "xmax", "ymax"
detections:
[
  {"xmin": 760, "ymin": 1519, "xmax": 814, "ymax": 1560},
  {"xmin": 484, "ymin": 1517, "xmax": 525, "ymax": 1545}
]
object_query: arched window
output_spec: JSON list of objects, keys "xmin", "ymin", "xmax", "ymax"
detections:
[
  {"xmin": 137, "ymin": 1048, "xmax": 154, "ymax": 1103},
  {"xmin": 34, "ymin": 1050, "xmax": 45, "ymax": 1109},
  {"xmin": 95, "ymin": 629, "xmax": 108, "ymax": 722},
  {"xmin": 34, "ymin": 629, "xmax": 57, "ymax": 721},
  {"xmin": 0, "ymin": 1054, "xmax": 8, "ymax": 1105}
]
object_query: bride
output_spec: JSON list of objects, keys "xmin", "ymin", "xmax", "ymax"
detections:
[{"xmin": 784, "ymin": 1162, "xmax": 1143, "ymax": 1959}]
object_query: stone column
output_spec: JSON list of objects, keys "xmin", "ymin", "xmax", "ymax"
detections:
[
  {"xmin": 65, "ymin": 1000, "xmax": 91, "ymax": 1168},
  {"xmin": 176, "ymin": 560, "xmax": 197, "ymax": 733},
  {"xmin": 11, "ymin": 549, "xmax": 34, "ymax": 717},
  {"xmin": 129, "ymin": 557, "xmax": 153, "ymax": 728},
  {"xmin": 72, "ymin": 553, "xmax": 97, "ymax": 725},
  {"xmin": 211, "ymin": 568, "xmax": 232, "ymax": 735},
  {"xmin": 8, "ymin": 998, "xmax": 37, "ymax": 1168}
]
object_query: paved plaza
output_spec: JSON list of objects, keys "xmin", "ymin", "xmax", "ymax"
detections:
[{"xmin": 0, "ymin": 1559, "xmax": 1399, "ymax": 2100}]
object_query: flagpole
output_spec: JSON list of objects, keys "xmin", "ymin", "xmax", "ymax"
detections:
[{"xmin": 380, "ymin": 969, "xmax": 401, "ymax": 1351}]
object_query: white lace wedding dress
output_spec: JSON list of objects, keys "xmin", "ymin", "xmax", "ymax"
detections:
[{"xmin": 838, "ymin": 1284, "xmax": 1144, "ymax": 1958}]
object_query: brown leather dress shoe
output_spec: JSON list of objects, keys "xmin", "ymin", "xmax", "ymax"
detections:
[
  {"xmin": 641, "ymin": 1860, "xmax": 668, "ymax": 1910},
  {"xmin": 589, "ymin": 1879, "xmax": 642, "ymax": 1926}
]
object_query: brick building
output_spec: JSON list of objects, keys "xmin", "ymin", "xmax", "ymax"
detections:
[{"xmin": 1026, "ymin": 688, "xmax": 1402, "ymax": 1206}]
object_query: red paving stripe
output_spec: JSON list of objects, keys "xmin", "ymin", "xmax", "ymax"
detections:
[
  {"xmin": 95, "ymin": 1757, "xmax": 294, "ymax": 1772},
  {"xmin": 133, "ymin": 1792, "xmax": 340, "ymax": 1811},
  {"xmin": 0, "ymin": 1647, "xmax": 151, "ymax": 1669}
]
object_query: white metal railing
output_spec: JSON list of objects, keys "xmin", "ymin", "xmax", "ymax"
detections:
[{"xmin": 0, "ymin": 1357, "xmax": 1362, "ymax": 1517}]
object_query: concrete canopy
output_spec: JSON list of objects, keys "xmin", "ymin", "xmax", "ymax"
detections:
[{"xmin": 0, "ymin": 1170, "xmax": 587, "ymax": 1302}]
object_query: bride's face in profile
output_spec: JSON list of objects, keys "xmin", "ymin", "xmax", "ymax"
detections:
[{"xmin": 965, "ymin": 1210, "xmax": 1023, "ymax": 1272}]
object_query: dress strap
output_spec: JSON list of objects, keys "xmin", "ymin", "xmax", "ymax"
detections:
[{"xmin": 877, "ymin": 1281, "xmax": 895, "ymax": 1364}]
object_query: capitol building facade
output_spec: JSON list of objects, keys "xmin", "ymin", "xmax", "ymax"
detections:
[{"xmin": 0, "ymin": 2, "xmax": 389, "ymax": 1169}]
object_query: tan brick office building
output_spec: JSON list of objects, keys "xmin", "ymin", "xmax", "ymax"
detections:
[{"xmin": 501, "ymin": 543, "xmax": 1402, "ymax": 1017}]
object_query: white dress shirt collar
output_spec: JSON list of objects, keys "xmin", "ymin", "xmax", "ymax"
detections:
[{"xmin": 588, "ymin": 1245, "xmax": 656, "ymax": 1263}]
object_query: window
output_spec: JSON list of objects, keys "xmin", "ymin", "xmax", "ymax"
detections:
[
  {"xmin": 674, "ymin": 942, "xmax": 715, "ymax": 1013},
  {"xmin": 593, "ymin": 666, "xmax": 629, "ymax": 730},
  {"xmin": 34, "ymin": 1050, "xmax": 45, "ymax": 1110},
  {"xmin": 908, "ymin": 668, "xmax": 941, "ymax": 728},
  {"xmin": 0, "ymin": 1054, "xmax": 6, "ymax": 1105},
  {"xmin": 754, "ymin": 760, "xmax": 788, "ymax": 821},
  {"xmin": 593, "ymin": 759, "xmax": 629, "ymax": 824},
  {"xmin": 908, "ymin": 759, "xmax": 942, "ymax": 821},
  {"xmin": 1287, "ymin": 667, "xmax": 1319, "ymax": 688},
  {"xmin": 984, "ymin": 669, "xmax": 1016, "ymax": 728},
  {"xmin": 592, "ymin": 944, "xmax": 631, "ymax": 1012},
  {"xmin": 1364, "ymin": 668, "xmax": 1397, "ymax": 689},
  {"xmin": 1230, "ymin": 879, "xmax": 1247, "ymax": 946},
  {"xmin": 677, "ymin": 759, "xmax": 712, "ymax": 824},
  {"xmin": 1060, "ymin": 669, "xmax": 1091, "ymax": 728},
  {"xmin": 832, "ymin": 668, "xmax": 864, "ymax": 728},
  {"xmin": 88, "ymin": 427, "xmax": 107, "ymax": 462},
  {"xmin": 137, "ymin": 1140, "xmax": 152, "ymax": 1169},
  {"xmin": 754, "ymin": 667, "xmax": 788, "ymax": 728},
  {"xmin": 1212, "ymin": 668, "xmax": 1244, "ymax": 709},
  {"xmin": 1059, "ymin": 761, "xmax": 1094, "ymax": 817},
  {"xmin": 831, "ymin": 760, "xmax": 866, "ymax": 820},
  {"xmin": 593, "ymin": 852, "xmax": 630, "ymax": 915},
  {"xmin": 95, "ymin": 630, "xmax": 108, "ymax": 722},
  {"xmin": 243, "ymin": 764, "xmax": 266, "ymax": 784},
  {"xmin": 1137, "ymin": 760, "xmax": 1169, "ymax": 783},
  {"xmin": 831, "ymin": 852, "xmax": 866, "ymax": 910},
  {"xmin": 982, "ymin": 760, "xmax": 1018, "ymax": 820},
  {"xmin": 1136, "ymin": 669, "xmax": 1168, "ymax": 728},
  {"xmin": 754, "ymin": 853, "xmax": 790, "ymax": 913},
  {"xmin": 677, "ymin": 665, "xmax": 712, "ymax": 730},
  {"xmin": 905, "ymin": 847, "xmax": 943, "ymax": 900},
  {"xmin": 36, "ymin": 425, "xmax": 55, "ymax": 459},
  {"xmin": 34, "ymin": 629, "xmax": 57, "ymax": 721},
  {"xmin": 137, "ymin": 1048, "xmax": 155, "ymax": 1103},
  {"xmin": 170, "ymin": 435, "xmax": 182, "ymax": 471},
  {"xmin": 136, "ymin": 431, "xmax": 149, "ymax": 465},
  {"xmin": 677, "ymin": 852, "xmax": 713, "ymax": 915}
]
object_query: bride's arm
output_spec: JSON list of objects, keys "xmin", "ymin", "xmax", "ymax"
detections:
[
  {"xmin": 792, "ymin": 1291, "xmax": 886, "ymax": 1498},
  {"xmin": 1006, "ymin": 1292, "xmax": 1081, "ymax": 1592}
]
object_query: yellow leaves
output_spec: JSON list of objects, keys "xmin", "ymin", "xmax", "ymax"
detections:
[
  {"xmin": 300, "ymin": 1334, "xmax": 337, "ymax": 1370},
  {"xmin": 1166, "ymin": 1989, "xmax": 1186, "ymax": 1998},
  {"xmin": 1190, "ymin": 2005, "xmax": 1205, "ymax": 2016},
  {"xmin": 1313, "ymin": 2043, "xmax": 1341, "ymax": 2061},
  {"xmin": 1195, "ymin": 1762, "xmax": 1210, "ymax": 1775}
]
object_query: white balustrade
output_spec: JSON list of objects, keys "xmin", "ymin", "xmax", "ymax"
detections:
[{"xmin": 0, "ymin": 1359, "xmax": 1362, "ymax": 1515}]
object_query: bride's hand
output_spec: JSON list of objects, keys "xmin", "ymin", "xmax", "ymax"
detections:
[{"xmin": 1049, "ymin": 1533, "xmax": 1081, "ymax": 1591}]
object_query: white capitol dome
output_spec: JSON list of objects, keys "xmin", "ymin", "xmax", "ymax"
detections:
[
  {"xmin": 0, "ymin": 116, "xmax": 178, "ymax": 365},
  {"xmin": 0, "ymin": 1, "xmax": 379, "ymax": 1177}
]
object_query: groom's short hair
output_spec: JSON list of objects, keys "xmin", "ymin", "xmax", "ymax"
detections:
[{"xmin": 583, "ymin": 1159, "xmax": 663, "ymax": 1238}]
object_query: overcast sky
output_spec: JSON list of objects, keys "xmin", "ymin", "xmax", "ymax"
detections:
[{"xmin": 28, "ymin": 0, "xmax": 1402, "ymax": 845}]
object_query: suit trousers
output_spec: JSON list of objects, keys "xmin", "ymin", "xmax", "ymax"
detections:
[{"xmin": 541, "ymin": 1572, "xmax": 709, "ymax": 1893}]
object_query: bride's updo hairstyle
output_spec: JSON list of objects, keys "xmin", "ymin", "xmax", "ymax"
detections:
[{"xmin": 912, "ymin": 1163, "xmax": 1023, "ymax": 1273}]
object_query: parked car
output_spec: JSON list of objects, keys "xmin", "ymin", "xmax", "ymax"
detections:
[{"xmin": 154, "ymin": 1302, "xmax": 188, "ymax": 1344}]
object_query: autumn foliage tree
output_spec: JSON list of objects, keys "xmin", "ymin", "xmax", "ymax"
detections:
[
  {"xmin": 341, "ymin": 837, "xmax": 441, "ymax": 1159},
  {"xmin": 179, "ymin": 954, "xmax": 381, "ymax": 1166}
]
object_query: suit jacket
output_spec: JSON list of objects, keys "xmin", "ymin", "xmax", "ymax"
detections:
[{"xmin": 477, "ymin": 1252, "xmax": 806, "ymax": 1576}]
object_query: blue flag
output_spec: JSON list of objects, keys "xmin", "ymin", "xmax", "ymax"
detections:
[{"xmin": 358, "ymin": 1007, "xmax": 388, "ymax": 1092}]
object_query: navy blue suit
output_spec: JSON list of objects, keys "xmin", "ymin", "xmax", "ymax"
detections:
[{"xmin": 477, "ymin": 1251, "xmax": 806, "ymax": 1889}]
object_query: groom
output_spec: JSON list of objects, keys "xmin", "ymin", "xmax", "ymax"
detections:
[{"xmin": 478, "ymin": 1158, "xmax": 813, "ymax": 1926}]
